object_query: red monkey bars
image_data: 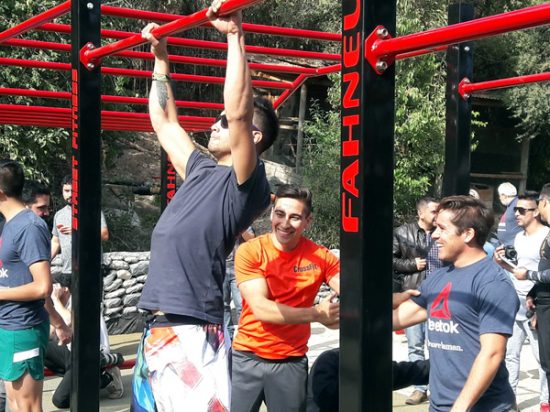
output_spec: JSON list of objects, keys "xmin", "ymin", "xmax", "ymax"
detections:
[
  {"xmin": 459, "ymin": 72, "xmax": 550, "ymax": 99},
  {"xmin": 80, "ymin": 0, "xmax": 265, "ymax": 69},
  {"xmin": 365, "ymin": 2, "xmax": 550, "ymax": 74}
]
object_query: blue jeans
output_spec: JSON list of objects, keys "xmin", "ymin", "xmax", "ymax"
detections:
[
  {"xmin": 223, "ymin": 260, "xmax": 242, "ymax": 340},
  {"xmin": 405, "ymin": 322, "xmax": 427, "ymax": 393}
]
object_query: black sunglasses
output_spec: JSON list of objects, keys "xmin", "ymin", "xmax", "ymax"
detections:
[
  {"xmin": 513, "ymin": 207, "xmax": 536, "ymax": 215},
  {"xmin": 215, "ymin": 113, "xmax": 261, "ymax": 132}
]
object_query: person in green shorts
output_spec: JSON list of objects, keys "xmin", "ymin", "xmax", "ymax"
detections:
[{"xmin": 0, "ymin": 160, "xmax": 71, "ymax": 411}]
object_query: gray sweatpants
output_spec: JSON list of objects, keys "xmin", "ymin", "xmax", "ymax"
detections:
[{"xmin": 231, "ymin": 350, "xmax": 308, "ymax": 412}]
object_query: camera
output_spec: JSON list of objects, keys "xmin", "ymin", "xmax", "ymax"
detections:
[
  {"xmin": 526, "ymin": 309, "xmax": 535, "ymax": 319},
  {"xmin": 504, "ymin": 245, "xmax": 518, "ymax": 264}
]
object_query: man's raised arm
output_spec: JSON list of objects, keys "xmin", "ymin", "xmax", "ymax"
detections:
[
  {"xmin": 208, "ymin": 1, "xmax": 257, "ymax": 184},
  {"xmin": 141, "ymin": 23, "xmax": 196, "ymax": 179}
]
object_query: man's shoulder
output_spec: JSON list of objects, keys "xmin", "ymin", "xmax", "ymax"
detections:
[{"xmin": 394, "ymin": 221, "xmax": 418, "ymax": 234}]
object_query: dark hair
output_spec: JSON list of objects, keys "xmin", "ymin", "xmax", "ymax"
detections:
[
  {"xmin": 253, "ymin": 96, "xmax": 279, "ymax": 154},
  {"xmin": 274, "ymin": 184, "xmax": 313, "ymax": 215},
  {"xmin": 416, "ymin": 196, "xmax": 438, "ymax": 211},
  {"xmin": 0, "ymin": 159, "xmax": 25, "ymax": 198},
  {"xmin": 437, "ymin": 195, "xmax": 494, "ymax": 247},
  {"xmin": 61, "ymin": 174, "xmax": 72, "ymax": 187},
  {"xmin": 517, "ymin": 191, "xmax": 539, "ymax": 204},
  {"xmin": 22, "ymin": 180, "xmax": 51, "ymax": 205},
  {"xmin": 55, "ymin": 273, "xmax": 72, "ymax": 291},
  {"xmin": 540, "ymin": 184, "xmax": 550, "ymax": 199}
]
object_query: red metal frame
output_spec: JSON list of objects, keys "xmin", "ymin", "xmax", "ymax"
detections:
[
  {"xmin": 80, "ymin": 0, "xmax": 264, "ymax": 68},
  {"xmin": 0, "ymin": 0, "xmax": 70, "ymax": 43},
  {"xmin": 101, "ymin": 5, "xmax": 341, "ymax": 42},
  {"xmin": 40, "ymin": 23, "xmax": 341, "ymax": 62},
  {"xmin": 365, "ymin": 3, "xmax": 550, "ymax": 74},
  {"xmin": 458, "ymin": 72, "xmax": 550, "ymax": 99}
]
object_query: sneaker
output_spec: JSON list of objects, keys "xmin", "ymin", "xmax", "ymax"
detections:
[
  {"xmin": 105, "ymin": 367, "xmax": 124, "ymax": 399},
  {"xmin": 405, "ymin": 390, "xmax": 428, "ymax": 405},
  {"xmin": 541, "ymin": 402, "xmax": 550, "ymax": 412},
  {"xmin": 100, "ymin": 351, "xmax": 124, "ymax": 369}
]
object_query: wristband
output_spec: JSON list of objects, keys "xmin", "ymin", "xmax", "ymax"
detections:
[{"xmin": 152, "ymin": 72, "xmax": 171, "ymax": 82}]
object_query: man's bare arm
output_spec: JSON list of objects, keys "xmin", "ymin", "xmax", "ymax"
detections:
[
  {"xmin": 239, "ymin": 278, "xmax": 339, "ymax": 325},
  {"xmin": 51, "ymin": 235, "xmax": 60, "ymax": 260},
  {"xmin": 208, "ymin": 3, "xmax": 257, "ymax": 184},
  {"xmin": 393, "ymin": 299, "xmax": 427, "ymax": 330},
  {"xmin": 451, "ymin": 333, "xmax": 508, "ymax": 412},
  {"xmin": 142, "ymin": 23, "xmax": 196, "ymax": 179},
  {"xmin": 0, "ymin": 261, "xmax": 52, "ymax": 301}
]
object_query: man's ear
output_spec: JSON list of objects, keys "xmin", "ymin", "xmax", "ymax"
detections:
[
  {"xmin": 252, "ymin": 130, "xmax": 263, "ymax": 146},
  {"xmin": 463, "ymin": 228, "xmax": 476, "ymax": 244},
  {"xmin": 305, "ymin": 213, "xmax": 313, "ymax": 230}
]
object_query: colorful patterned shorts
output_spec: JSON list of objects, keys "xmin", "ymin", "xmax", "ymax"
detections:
[{"xmin": 131, "ymin": 320, "xmax": 230, "ymax": 412}]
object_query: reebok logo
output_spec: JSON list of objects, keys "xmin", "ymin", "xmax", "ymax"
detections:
[
  {"xmin": 428, "ymin": 318, "xmax": 459, "ymax": 334},
  {"xmin": 430, "ymin": 282, "xmax": 452, "ymax": 319}
]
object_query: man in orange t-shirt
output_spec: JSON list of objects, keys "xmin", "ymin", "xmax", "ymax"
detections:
[{"xmin": 232, "ymin": 184, "xmax": 340, "ymax": 412}]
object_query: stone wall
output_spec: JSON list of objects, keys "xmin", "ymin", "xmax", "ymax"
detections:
[{"xmin": 51, "ymin": 252, "xmax": 150, "ymax": 331}]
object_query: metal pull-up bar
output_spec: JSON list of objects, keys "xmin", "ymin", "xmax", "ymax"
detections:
[
  {"xmin": 0, "ymin": 0, "xmax": 69, "ymax": 43},
  {"xmin": 365, "ymin": 2, "xmax": 550, "ymax": 74},
  {"xmin": 80, "ymin": 0, "xmax": 263, "ymax": 69},
  {"xmin": 459, "ymin": 72, "xmax": 550, "ymax": 99}
]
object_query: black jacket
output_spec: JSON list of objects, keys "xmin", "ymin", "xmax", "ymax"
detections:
[{"xmin": 392, "ymin": 221, "xmax": 431, "ymax": 290}]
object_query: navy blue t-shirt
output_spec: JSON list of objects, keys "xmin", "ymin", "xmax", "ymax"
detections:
[
  {"xmin": 139, "ymin": 150, "xmax": 270, "ymax": 324},
  {"xmin": 0, "ymin": 209, "xmax": 50, "ymax": 330},
  {"xmin": 412, "ymin": 256, "xmax": 519, "ymax": 412}
]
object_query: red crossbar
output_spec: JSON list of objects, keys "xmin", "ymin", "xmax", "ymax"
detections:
[
  {"xmin": 40, "ymin": 23, "xmax": 341, "ymax": 62},
  {"xmin": 0, "ymin": 87, "xmax": 225, "ymax": 110},
  {"xmin": 459, "ymin": 72, "xmax": 550, "ymax": 99},
  {"xmin": 0, "ymin": 1, "xmax": 70, "ymax": 44},
  {"xmin": 1, "ymin": 38, "xmax": 319, "ymax": 76},
  {"xmin": 0, "ymin": 57, "xmax": 292, "ymax": 89},
  {"xmin": 80, "ymin": 0, "xmax": 264, "ymax": 68},
  {"xmin": 101, "ymin": 5, "xmax": 341, "ymax": 42},
  {"xmin": 365, "ymin": 3, "xmax": 550, "ymax": 74},
  {"xmin": 0, "ymin": 104, "xmax": 215, "ymax": 132}
]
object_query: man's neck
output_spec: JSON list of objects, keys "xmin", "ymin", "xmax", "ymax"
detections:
[
  {"xmin": 453, "ymin": 247, "xmax": 487, "ymax": 268},
  {"xmin": 417, "ymin": 219, "xmax": 432, "ymax": 233},
  {"xmin": 0, "ymin": 198, "xmax": 26, "ymax": 221},
  {"xmin": 524, "ymin": 220, "xmax": 546, "ymax": 236}
]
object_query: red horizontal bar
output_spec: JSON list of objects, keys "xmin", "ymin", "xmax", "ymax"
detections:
[
  {"xmin": 101, "ymin": 5, "xmax": 341, "ymax": 42},
  {"xmin": 0, "ymin": 86, "xmax": 225, "ymax": 109},
  {"xmin": 40, "ymin": 23, "xmax": 341, "ymax": 62},
  {"xmin": 0, "ymin": 57, "xmax": 292, "ymax": 89},
  {"xmin": 81, "ymin": 0, "xmax": 263, "ymax": 67},
  {"xmin": 367, "ymin": 3, "xmax": 550, "ymax": 69},
  {"xmin": 459, "ymin": 72, "xmax": 550, "ymax": 99},
  {"xmin": 396, "ymin": 45, "xmax": 448, "ymax": 60},
  {"xmin": 0, "ymin": 104, "xmax": 215, "ymax": 132},
  {"xmin": 1, "ymin": 38, "xmax": 318, "ymax": 75},
  {"xmin": 273, "ymin": 74, "xmax": 308, "ymax": 109},
  {"xmin": 0, "ymin": 1, "xmax": 70, "ymax": 44}
]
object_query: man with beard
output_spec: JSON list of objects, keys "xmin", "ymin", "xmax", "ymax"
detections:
[
  {"xmin": 22, "ymin": 181, "xmax": 51, "ymax": 222},
  {"xmin": 393, "ymin": 197, "xmax": 440, "ymax": 405}
]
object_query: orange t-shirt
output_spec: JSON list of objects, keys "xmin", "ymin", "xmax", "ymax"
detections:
[{"xmin": 233, "ymin": 234, "xmax": 339, "ymax": 359}]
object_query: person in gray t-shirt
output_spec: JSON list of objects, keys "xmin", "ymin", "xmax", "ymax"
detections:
[{"xmin": 51, "ymin": 175, "xmax": 108, "ymax": 273}]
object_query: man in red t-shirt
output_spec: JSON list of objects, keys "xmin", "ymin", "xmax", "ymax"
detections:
[{"xmin": 232, "ymin": 184, "xmax": 340, "ymax": 412}]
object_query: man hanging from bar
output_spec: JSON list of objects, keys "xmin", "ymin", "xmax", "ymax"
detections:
[{"xmin": 132, "ymin": 0, "xmax": 279, "ymax": 410}]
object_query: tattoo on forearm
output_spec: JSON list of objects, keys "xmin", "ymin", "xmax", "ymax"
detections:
[{"xmin": 154, "ymin": 80, "xmax": 169, "ymax": 112}]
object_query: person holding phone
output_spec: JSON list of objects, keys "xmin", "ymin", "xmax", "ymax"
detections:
[{"xmin": 495, "ymin": 192, "xmax": 550, "ymax": 410}]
